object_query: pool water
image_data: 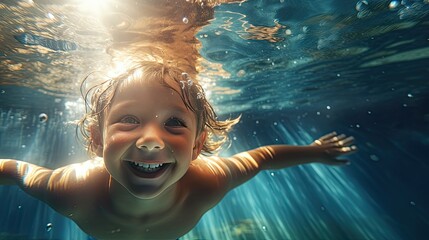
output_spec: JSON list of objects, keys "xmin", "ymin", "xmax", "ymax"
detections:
[{"xmin": 1, "ymin": 0, "xmax": 428, "ymax": 239}]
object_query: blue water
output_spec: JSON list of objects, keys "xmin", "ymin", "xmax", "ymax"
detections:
[{"xmin": 1, "ymin": 0, "xmax": 429, "ymax": 239}]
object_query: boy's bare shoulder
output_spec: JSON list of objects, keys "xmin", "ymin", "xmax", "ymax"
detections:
[
  {"xmin": 43, "ymin": 158, "xmax": 110, "ymax": 216},
  {"xmin": 49, "ymin": 158, "xmax": 108, "ymax": 190},
  {"xmin": 184, "ymin": 156, "xmax": 232, "ymax": 207}
]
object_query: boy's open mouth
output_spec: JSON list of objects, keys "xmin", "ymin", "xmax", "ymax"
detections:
[{"xmin": 126, "ymin": 161, "xmax": 172, "ymax": 178}]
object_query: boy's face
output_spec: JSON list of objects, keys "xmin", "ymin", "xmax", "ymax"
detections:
[{"xmin": 96, "ymin": 78, "xmax": 205, "ymax": 199}]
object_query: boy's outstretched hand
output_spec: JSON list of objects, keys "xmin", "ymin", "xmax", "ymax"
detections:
[{"xmin": 311, "ymin": 132, "xmax": 357, "ymax": 166}]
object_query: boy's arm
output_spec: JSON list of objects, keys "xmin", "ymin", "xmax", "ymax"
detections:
[
  {"xmin": 255, "ymin": 132, "xmax": 357, "ymax": 170},
  {"xmin": 0, "ymin": 158, "xmax": 106, "ymax": 215},
  {"xmin": 0, "ymin": 159, "xmax": 52, "ymax": 187},
  {"xmin": 206, "ymin": 132, "xmax": 357, "ymax": 191}
]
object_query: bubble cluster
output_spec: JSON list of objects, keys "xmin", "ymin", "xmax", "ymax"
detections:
[
  {"xmin": 197, "ymin": 92, "xmax": 204, "ymax": 99},
  {"xmin": 355, "ymin": 0, "xmax": 429, "ymax": 19}
]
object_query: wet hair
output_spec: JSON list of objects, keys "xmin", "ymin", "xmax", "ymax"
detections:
[{"xmin": 77, "ymin": 60, "xmax": 240, "ymax": 157}]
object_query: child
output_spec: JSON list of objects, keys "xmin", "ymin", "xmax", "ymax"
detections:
[{"xmin": 0, "ymin": 60, "xmax": 356, "ymax": 239}]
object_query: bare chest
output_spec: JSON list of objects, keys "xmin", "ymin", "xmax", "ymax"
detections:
[{"xmin": 72, "ymin": 201, "xmax": 205, "ymax": 240}]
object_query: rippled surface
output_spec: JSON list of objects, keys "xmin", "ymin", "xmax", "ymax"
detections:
[
  {"xmin": 198, "ymin": 0, "xmax": 429, "ymax": 115},
  {"xmin": 1, "ymin": 0, "xmax": 429, "ymax": 239}
]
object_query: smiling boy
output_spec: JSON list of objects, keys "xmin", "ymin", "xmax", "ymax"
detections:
[{"xmin": 0, "ymin": 61, "xmax": 356, "ymax": 239}]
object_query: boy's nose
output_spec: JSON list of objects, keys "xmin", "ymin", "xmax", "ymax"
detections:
[{"xmin": 136, "ymin": 126, "xmax": 165, "ymax": 151}]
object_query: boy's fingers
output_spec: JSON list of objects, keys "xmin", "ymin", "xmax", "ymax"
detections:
[
  {"xmin": 328, "ymin": 134, "xmax": 346, "ymax": 143},
  {"xmin": 339, "ymin": 145, "xmax": 358, "ymax": 153},
  {"xmin": 319, "ymin": 131, "xmax": 337, "ymax": 141},
  {"xmin": 336, "ymin": 136, "xmax": 355, "ymax": 147},
  {"xmin": 343, "ymin": 136, "xmax": 355, "ymax": 144}
]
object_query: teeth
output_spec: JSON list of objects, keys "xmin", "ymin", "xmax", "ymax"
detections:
[{"xmin": 132, "ymin": 162, "xmax": 163, "ymax": 169}]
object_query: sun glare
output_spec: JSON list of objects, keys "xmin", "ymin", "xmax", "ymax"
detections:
[{"xmin": 75, "ymin": 0, "xmax": 112, "ymax": 15}]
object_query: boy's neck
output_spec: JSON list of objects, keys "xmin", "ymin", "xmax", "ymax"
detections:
[{"xmin": 106, "ymin": 176, "xmax": 180, "ymax": 218}]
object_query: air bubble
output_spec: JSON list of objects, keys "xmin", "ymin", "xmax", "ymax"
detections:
[
  {"xmin": 407, "ymin": 93, "xmax": 413, "ymax": 98},
  {"xmin": 187, "ymin": 79, "xmax": 193, "ymax": 87},
  {"xmin": 46, "ymin": 12, "xmax": 55, "ymax": 20},
  {"xmin": 46, "ymin": 223, "xmax": 53, "ymax": 232},
  {"xmin": 262, "ymin": 225, "xmax": 267, "ymax": 231},
  {"xmin": 15, "ymin": 26, "xmax": 25, "ymax": 33},
  {"xmin": 356, "ymin": 0, "xmax": 369, "ymax": 12},
  {"xmin": 182, "ymin": 17, "xmax": 189, "ymax": 24},
  {"xmin": 389, "ymin": 0, "xmax": 400, "ymax": 9},
  {"xmin": 400, "ymin": 0, "xmax": 413, "ymax": 7},
  {"xmin": 326, "ymin": 106, "xmax": 331, "ymax": 110},
  {"xmin": 39, "ymin": 113, "xmax": 48, "ymax": 123},
  {"xmin": 370, "ymin": 154, "xmax": 379, "ymax": 161},
  {"xmin": 237, "ymin": 69, "xmax": 246, "ymax": 77}
]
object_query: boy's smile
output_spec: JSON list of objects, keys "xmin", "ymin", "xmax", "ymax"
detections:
[{"xmin": 98, "ymin": 78, "xmax": 203, "ymax": 199}]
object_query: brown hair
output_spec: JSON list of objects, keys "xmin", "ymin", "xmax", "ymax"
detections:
[{"xmin": 77, "ymin": 60, "xmax": 240, "ymax": 157}]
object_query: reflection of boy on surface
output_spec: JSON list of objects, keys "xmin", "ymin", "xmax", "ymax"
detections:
[{"xmin": 0, "ymin": 61, "xmax": 357, "ymax": 239}]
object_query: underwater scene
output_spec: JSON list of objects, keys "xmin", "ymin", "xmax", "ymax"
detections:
[{"xmin": 0, "ymin": 0, "xmax": 428, "ymax": 239}]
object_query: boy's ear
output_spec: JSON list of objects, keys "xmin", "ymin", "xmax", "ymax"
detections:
[
  {"xmin": 192, "ymin": 131, "xmax": 207, "ymax": 160},
  {"xmin": 90, "ymin": 124, "xmax": 103, "ymax": 157}
]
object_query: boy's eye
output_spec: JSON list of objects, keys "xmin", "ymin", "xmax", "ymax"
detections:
[
  {"xmin": 120, "ymin": 116, "xmax": 139, "ymax": 124},
  {"xmin": 165, "ymin": 117, "xmax": 186, "ymax": 128}
]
